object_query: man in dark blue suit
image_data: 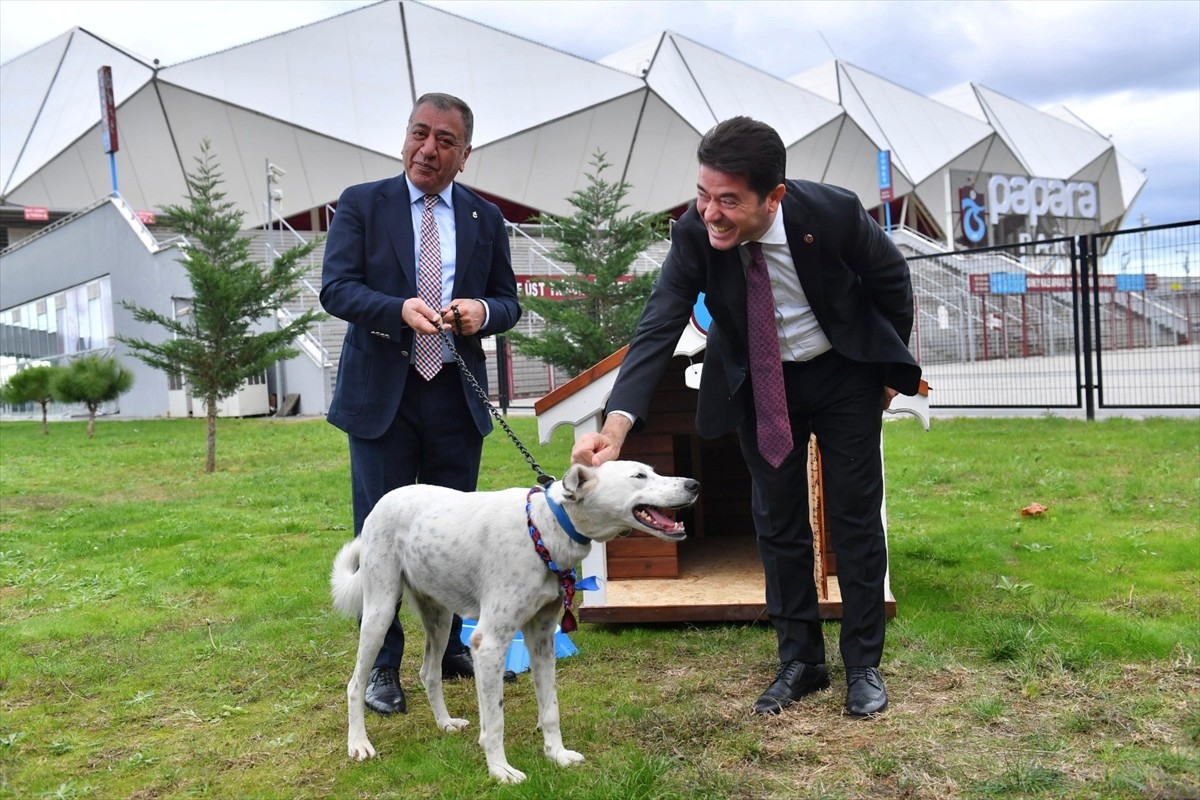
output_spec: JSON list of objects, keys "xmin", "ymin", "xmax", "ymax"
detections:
[
  {"xmin": 572, "ymin": 116, "xmax": 920, "ymax": 719},
  {"xmin": 321, "ymin": 93, "xmax": 522, "ymax": 714}
]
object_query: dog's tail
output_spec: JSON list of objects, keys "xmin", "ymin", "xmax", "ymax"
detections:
[{"xmin": 330, "ymin": 538, "xmax": 365, "ymax": 617}]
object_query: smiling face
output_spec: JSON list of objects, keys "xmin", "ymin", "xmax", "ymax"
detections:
[
  {"xmin": 403, "ymin": 102, "xmax": 472, "ymax": 195},
  {"xmin": 695, "ymin": 164, "xmax": 786, "ymax": 251}
]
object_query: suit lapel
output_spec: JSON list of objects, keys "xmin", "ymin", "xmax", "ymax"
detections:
[
  {"xmin": 452, "ymin": 183, "xmax": 476, "ymax": 297},
  {"xmin": 782, "ymin": 189, "xmax": 823, "ymax": 302},
  {"xmin": 710, "ymin": 246, "xmax": 748, "ymax": 338},
  {"xmin": 382, "ymin": 176, "xmax": 417, "ymax": 289}
]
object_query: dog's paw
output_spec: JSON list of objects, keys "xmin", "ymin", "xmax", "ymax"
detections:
[
  {"xmin": 488, "ymin": 762, "xmax": 526, "ymax": 784},
  {"xmin": 439, "ymin": 716, "xmax": 469, "ymax": 733},
  {"xmin": 547, "ymin": 746, "xmax": 585, "ymax": 767},
  {"xmin": 347, "ymin": 737, "xmax": 376, "ymax": 761}
]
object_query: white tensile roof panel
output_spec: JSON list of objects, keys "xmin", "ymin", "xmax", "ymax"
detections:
[
  {"xmin": 836, "ymin": 62, "xmax": 993, "ymax": 185},
  {"xmin": 789, "ymin": 61, "xmax": 841, "ymax": 104},
  {"xmin": 464, "ymin": 91, "xmax": 648, "ymax": 217},
  {"xmin": 598, "ymin": 33, "xmax": 661, "ymax": 77},
  {"xmin": 669, "ymin": 34, "xmax": 842, "ymax": 146},
  {"xmin": 0, "ymin": 0, "xmax": 1145, "ymax": 235},
  {"xmin": 403, "ymin": 1, "xmax": 644, "ymax": 147},
  {"xmin": 825, "ymin": 64, "xmax": 892, "ymax": 169},
  {"xmin": 912, "ymin": 136, "xmax": 1021, "ymax": 233},
  {"xmin": 819, "ymin": 119, "xmax": 909, "ymax": 202},
  {"xmin": 4, "ymin": 30, "xmax": 153, "ymax": 195},
  {"xmin": 621, "ymin": 91, "xmax": 704, "ymax": 212},
  {"xmin": 642, "ymin": 33, "xmax": 715, "ymax": 135},
  {"xmin": 1115, "ymin": 151, "xmax": 1148, "ymax": 213},
  {"xmin": 1, "ymin": 31, "xmax": 71, "ymax": 194},
  {"xmin": 972, "ymin": 85, "xmax": 1113, "ymax": 179},
  {"xmin": 1073, "ymin": 150, "xmax": 1125, "ymax": 227},
  {"xmin": 161, "ymin": 2, "xmax": 412, "ymax": 157},
  {"xmin": 4, "ymin": 79, "xmax": 170, "ymax": 215},
  {"xmin": 788, "ymin": 116, "xmax": 847, "ymax": 185},
  {"xmin": 87, "ymin": 84, "xmax": 187, "ymax": 214},
  {"xmin": 931, "ymin": 82, "xmax": 988, "ymax": 123},
  {"xmin": 159, "ymin": 85, "xmax": 403, "ymax": 224}
]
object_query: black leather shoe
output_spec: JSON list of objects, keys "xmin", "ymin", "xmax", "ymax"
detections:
[
  {"xmin": 442, "ymin": 650, "xmax": 517, "ymax": 683},
  {"xmin": 845, "ymin": 666, "xmax": 888, "ymax": 717},
  {"xmin": 364, "ymin": 666, "xmax": 406, "ymax": 714},
  {"xmin": 753, "ymin": 660, "xmax": 830, "ymax": 715}
]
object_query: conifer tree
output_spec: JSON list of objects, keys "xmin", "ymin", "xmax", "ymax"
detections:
[
  {"xmin": 50, "ymin": 355, "xmax": 133, "ymax": 438},
  {"xmin": 0, "ymin": 364, "xmax": 62, "ymax": 434},
  {"xmin": 118, "ymin": 139, "xmax": 323, "ymax": 472},
  {"xmin": 508, "ymin": 151, "xmax": 669, "ymax": 375}
]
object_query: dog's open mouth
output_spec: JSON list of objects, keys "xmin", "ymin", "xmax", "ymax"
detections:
[{"xmin": 633, "ymin": 505, "xmax": 687, "ymax": 538}]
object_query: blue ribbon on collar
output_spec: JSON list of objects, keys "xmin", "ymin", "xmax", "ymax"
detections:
[{"xmin": 543, "ymin": 481, "xmax": 592, "ymax": 545}]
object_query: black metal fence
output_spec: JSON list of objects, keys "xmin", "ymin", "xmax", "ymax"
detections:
[{"xmin": 907, "ymin": 220, "xmax": 1200, "ymax": 414}]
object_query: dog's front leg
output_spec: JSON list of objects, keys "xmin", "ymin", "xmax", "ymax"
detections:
[
  {"xmin": 525, "ymin": 610, "xmax": 584, "ymax": 769},
  {"xmin": 471, "ymin": 625, "xmax": 525, "ymax": 783}
]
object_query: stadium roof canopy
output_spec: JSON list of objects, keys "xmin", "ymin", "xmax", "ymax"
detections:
[{"xmin": 0, "ymin": 0, "xmax": 1145, "ymax": 243}]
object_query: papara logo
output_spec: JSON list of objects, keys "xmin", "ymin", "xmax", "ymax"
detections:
[
  {"xmin": 986, "ymin": 175, "xmax": 1098, "ymax": 228},
  {"xmin": 961, "ymin": 175, "xmax": 1099, "ymax": 243},
  {"xmin": 959, "ymin": 187, "xmax": 987, "ymax": 243}
]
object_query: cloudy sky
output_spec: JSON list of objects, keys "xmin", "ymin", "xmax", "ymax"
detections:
[{"xmin": 1, "ymin": 0, "xmax": 1197, "ymax": 227}]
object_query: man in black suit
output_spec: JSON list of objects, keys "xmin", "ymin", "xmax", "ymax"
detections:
[
  {"xmin": 572, "ymin": 116, "xmax": 920, "ymax": 718},
  {"xmin": 321, "ymin": 93, "xmax": 522, "ymax": 714}
]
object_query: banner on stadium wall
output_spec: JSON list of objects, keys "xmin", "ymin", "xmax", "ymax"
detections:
[
  {"xmin": 969, "ymin": 272, "xmax": 1158, "ymax": 295},
  {"xmin": 953, "ymin": 170, "xmax": 1100, "ymax": 251}
]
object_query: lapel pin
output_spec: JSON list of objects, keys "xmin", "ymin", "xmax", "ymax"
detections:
[
  {"xmin": 472, "ymin": 211, "xmax": 478, "ymax": 219},
  {"xmin": 804, "ymin": 234, "xmax": 814, "ymax": 244}
]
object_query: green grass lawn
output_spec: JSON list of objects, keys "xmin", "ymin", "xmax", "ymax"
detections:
[{"xmin": 1, "ymin": 415, "xmax": 1197, "ymax": 799}]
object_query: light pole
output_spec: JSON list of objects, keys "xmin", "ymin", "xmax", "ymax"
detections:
[
  {"xmin": 265, "ymin": 159, "xmax": 285, "ymax": 231},
  {"xmin": 264, "ymin": 159, "xmax": 286, "ymax": 411}
]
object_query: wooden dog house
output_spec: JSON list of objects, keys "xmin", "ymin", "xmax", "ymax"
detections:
[{"xmin": 534, "ymin": 320, "xmax": 929, "ymax": 624}]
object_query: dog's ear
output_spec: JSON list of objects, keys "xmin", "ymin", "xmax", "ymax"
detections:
[{"xmin": 560, "ymin": 463, "xmax": 599, "ymax": 501}]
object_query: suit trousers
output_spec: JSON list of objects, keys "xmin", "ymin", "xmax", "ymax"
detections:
[
  {"xmin": 348, "ymin": 364, "xmax": 484, "ymax": 670},
  {"xmin": 737, "ymin": 349, "xmax": 888, "ymax": 668}
]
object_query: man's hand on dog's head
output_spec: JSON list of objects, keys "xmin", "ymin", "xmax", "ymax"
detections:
[{"xmin": 570, "ymin": 414, "xmax": 632, "ymax": 466}]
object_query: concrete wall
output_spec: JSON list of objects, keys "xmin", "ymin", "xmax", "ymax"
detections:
[{"xmin": 0, "ymin": 197, "xmax": 330, "ymax": 418}]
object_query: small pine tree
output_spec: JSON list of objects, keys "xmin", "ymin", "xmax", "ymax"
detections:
[
  {"xmin": 118, "ymin": 139, "xmax": 324, "ymax": 472},
  {"xmin": 51, "ymin": 355, "xmax": 134, "ymax": 438},
  {"xmin": 0, "ymin": 364, "xmax": 62, "ymax": 434},
  {"xmin": 508, "ymin": 150, "xmax": 669, "ymax": 375}
]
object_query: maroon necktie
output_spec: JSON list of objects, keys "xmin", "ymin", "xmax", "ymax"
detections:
[
  {"xmin": 413, "ymin": 194, "xmax": 442, "ymax": 380},
  {"xmin": 746, "ymin": 241, "xmax": 793, "ymax": 467}
]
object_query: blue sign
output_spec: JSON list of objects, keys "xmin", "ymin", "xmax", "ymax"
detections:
[
  {"xmin": 877, "ymin": 150, "xmax": 893, "ymax": 201},
  {"xmin": 989, "ymin": 273, "xmax": 1027, "ymax": 294},
  {"xmin": 1116, "ymin": 274, "xmax": 1146, "ymax": 292}
]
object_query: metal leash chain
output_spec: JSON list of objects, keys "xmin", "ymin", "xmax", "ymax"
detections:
[{"xmin": 434, "ymin": 305, "xmax": 555, "ymax": 487}]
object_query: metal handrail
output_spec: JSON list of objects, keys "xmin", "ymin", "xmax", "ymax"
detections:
[
  {"xmin": 0, "ymin": 196, "xmax": 112, "ymax": 256},
  {"xmin": 506, "ymin": 222, "xmax": 571, "ymax": 277}
]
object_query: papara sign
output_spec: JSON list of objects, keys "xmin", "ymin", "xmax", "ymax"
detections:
[{"xmin": 986, "ymin": 175, "xmax": 1098, "ymax": 229}]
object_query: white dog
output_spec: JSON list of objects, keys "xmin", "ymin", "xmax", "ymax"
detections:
[{"xmin": 330, "ymin": 460, "xmax": 700, "ymax": 783}]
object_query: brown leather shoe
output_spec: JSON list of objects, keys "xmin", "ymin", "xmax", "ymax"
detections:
[
  {"xmin": 753, "ymin": 660, "xmax": 830, "ymax": 715},
  {"xmin": 364, "ymin": 666, "xmax": 406, "ymax": 714},
  {"xmin": 845, "ymin": 666, "xmax": 888, "ymax": 717}
]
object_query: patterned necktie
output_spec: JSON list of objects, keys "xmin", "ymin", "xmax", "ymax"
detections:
[
  {"xmin": 746, "ymin": 241, "xmax": 793, "ymax": 468},
  {"xmin": 413, "ymin": 193, "xmax": 442, "ymax": 380}
]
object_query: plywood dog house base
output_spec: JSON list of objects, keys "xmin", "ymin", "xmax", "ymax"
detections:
[{"xmin": 535, "ymin": 330, "xmax": 926, "ymax": 625}]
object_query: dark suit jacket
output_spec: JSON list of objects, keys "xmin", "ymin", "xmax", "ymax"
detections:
[
  {"xmin": 320, "ymin": 175, "xmax": 521, "ymax": 440},
  {"xmin": 608, "ymin": 179, "xmax": 921, "ymax": 438}
]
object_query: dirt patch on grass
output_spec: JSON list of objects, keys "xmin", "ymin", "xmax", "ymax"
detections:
[
  {"xmin": 0, "ymin": 494, "xmax": 74, "ymax": 512},
  {"xmin": 639, "ymin": 659, "xmax": 1200, "ymax": 799}
]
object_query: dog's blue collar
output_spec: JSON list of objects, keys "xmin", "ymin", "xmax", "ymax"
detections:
[{"xmin": 542, "ymin": 482, "xmax": 591, "ymax": 545}]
